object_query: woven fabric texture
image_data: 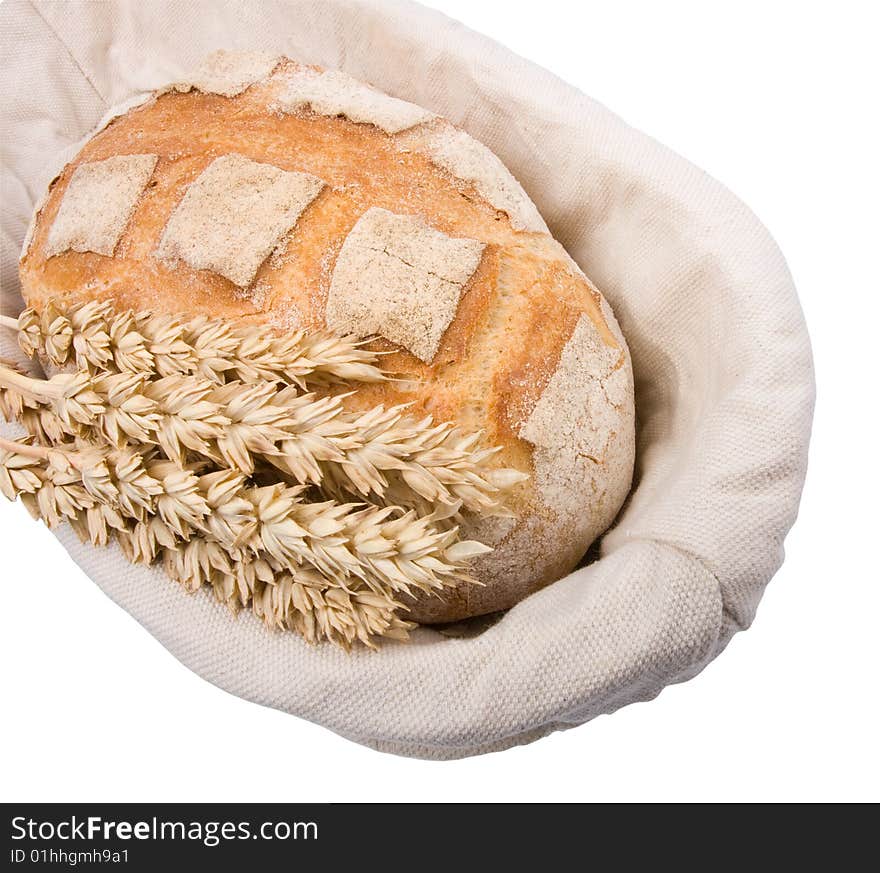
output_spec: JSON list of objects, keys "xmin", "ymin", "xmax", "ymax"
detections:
[{"xmin": 0, "ymin": 0, "xmax": 815, "ymax": 759}]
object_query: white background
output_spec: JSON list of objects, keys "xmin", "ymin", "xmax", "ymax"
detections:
[{"xmin": 1, "ymin": 0, "xmax": 877, "ymax": 802}]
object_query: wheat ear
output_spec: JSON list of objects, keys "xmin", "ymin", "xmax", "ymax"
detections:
[
  {"xmin": 0, "ymin": 299, "xmax": 526, "ymax": 645},
  {"xmin": 0, "ymin": 436, "xmax": 489, "ymax": 646},
  {"xmin": 0, "ymin": 364, "xmax": 525, "ymax": 513},
  {"xmin": 0, "ymin": 424, "xmax": 416, "ymax": 645},
  {"xmin": 11, "ymin": 299, "xmax": 385, "ymax": 387}
]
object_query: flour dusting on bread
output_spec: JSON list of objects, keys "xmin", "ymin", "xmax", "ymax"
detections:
[
  {"xmin": 274, "ymin": 67, "xmax": 435, "ymax": 134},
  {"xmin": 519, "ymin": 315, "xmax": 627, "ymax": 517},
  {"xmin": 401, "ymin": 126, "xmax": 547, "ymax": 234},
  {"xmin": 155, "ymin": 153, "xmax": 325, "ymax": 287},
  {"xmin": 171, "ymin": 49, "xmax": 280, "ymax": 98},
  {"xmin": 46, "ymin": 154, "xmax": 158, "ymax": 258},
  {"xmin": 326, "ymin": 207, "xmax": 484, "ymax": 362}
]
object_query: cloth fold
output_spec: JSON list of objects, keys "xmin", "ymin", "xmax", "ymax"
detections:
[{"xmin": 0, "ymin": 0, "xmax": 814, "ymax": 759}]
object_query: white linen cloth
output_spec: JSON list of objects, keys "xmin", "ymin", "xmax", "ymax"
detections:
[{"xmin": 0, "ymin": 0, "xmax": 814, "ymax": 758}]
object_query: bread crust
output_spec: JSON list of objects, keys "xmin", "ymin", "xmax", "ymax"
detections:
[{"xmin": 19, "ymin": 56, "xmax": 635, "ymax": 623}]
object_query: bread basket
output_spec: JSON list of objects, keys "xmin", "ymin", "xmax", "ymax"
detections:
[{"xmin": 0, "ymin": 0, "xmax": 814, "ymax": 759}]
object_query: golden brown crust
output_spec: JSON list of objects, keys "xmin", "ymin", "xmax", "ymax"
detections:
[{"xmin": 19, "ymin": 57, "xmax": 635, "ymax": 623}]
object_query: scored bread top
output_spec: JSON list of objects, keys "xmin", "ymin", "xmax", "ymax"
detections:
[{"xmin": 19, "ymin": 52, "xmax": 635, "ymax": 622}]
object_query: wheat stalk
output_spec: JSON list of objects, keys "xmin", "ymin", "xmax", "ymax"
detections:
[
  {"xmin": 13, "ymin": 299, "xmax": 385, "ymax": 387},
  {"xmin": 0, "ymin": 364, "xmax": 525, "ymax": 513},
  {"xmin": 0, "ymin": 435, "xmax": 490, "ymax": 646},
  {"xmin": 0, "ymin": 357, "xmax": 30, "ymax": 421}
]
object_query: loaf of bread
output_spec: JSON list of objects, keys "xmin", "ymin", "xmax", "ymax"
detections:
[{"xmin": 19, "ymin": 51, "xmax": 635, "ymax": 623}]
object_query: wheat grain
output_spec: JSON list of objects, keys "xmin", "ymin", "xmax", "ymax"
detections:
[
  {"xmin": 0, "ymin": 435, "xmax": 490, "ymax": 645},
  {"xmin": 162, "ymin": 545, "xmax": 413, "ymax": 649},
  {"xmin": 12, "ymin": 299, "xmax": 385, "ymax": 387},
  {"xmin": 0, "ymin": 364, "xmax": 525, "ymax": 512}
]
